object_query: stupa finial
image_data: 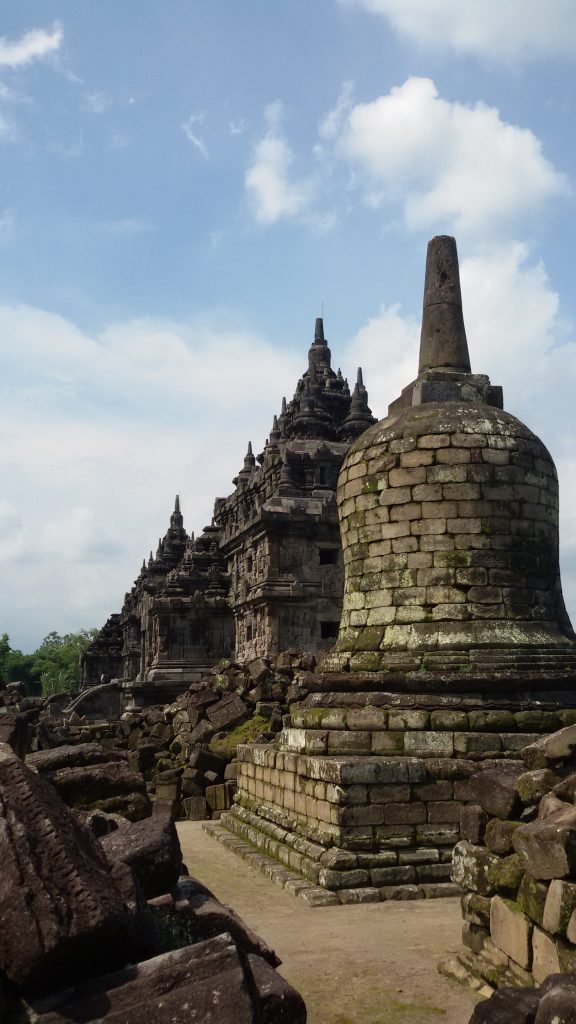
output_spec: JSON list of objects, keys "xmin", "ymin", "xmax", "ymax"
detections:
[{"xmin": 418, "ymin": 235, "xmax": 471, "ymax": 375}]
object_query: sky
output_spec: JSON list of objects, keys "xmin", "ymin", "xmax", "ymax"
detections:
[{"xmin": 2, "ymin": 1, "xmax": 576, "ymax": 652}]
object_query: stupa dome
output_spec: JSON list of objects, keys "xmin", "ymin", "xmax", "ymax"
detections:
[{"xmin": 326, "ymin": 236, "xmax": 576, "ymax": 688}]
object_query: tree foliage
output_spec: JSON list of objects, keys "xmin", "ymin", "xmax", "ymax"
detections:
[{"xmin": 0, "ymin": 629, "xmax": 98, "ymax": 696}]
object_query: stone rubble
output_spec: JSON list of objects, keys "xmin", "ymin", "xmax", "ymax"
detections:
[
  {"xmin": 442, "ymin": 724, "xmax": 576, "ymax": 998},
  {"xmin": 0, "ymin": 736, "xmax": 306, "ymax": 1022}
]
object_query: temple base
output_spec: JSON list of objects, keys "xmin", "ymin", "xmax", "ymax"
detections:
[{"xmin": 214, "ymin": 688, "xmax": 576, "ymax": 901}]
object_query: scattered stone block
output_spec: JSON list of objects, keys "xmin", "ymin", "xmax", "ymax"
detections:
[
  {"xmin": 542, "ymin": 879, "xmax": 576, "ymax": 936},
  {"xmin": 532, "ymin": 926, "xmax": 560, "ymax": 985},
  {"xmin": 452, "ymin": 841, "xmax": 500, "ymax": 895},
  {"xmin": 523, "ymin": 726, "xmax": 576, "ymax": 770},
  {"xmin": 101, "ymin": 815, "xmax": 182, "ymax": 900},
  {"xmin": 470, "ymin": 768, "xmax": 522, "ymax": 819},
  {"xmin": 207, "ymin": 693, "xmax": 247, "ymax": 732},
  {"xmin": 490, "ymin": 895, "xmax": 532, "ymax": 970},
  {"xmin": 513, "ymin": 806, "xmax": 576, "ymax": 879},
  {"xmin": 0, "ymin": 743, "xmax": 137, "ymax": 996}
]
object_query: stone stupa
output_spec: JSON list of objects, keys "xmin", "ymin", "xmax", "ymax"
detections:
[{"xmin": 214, "ymin": 236, "xmax": 576, "ymax": 905}]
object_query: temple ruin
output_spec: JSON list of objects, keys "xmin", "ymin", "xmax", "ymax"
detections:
[{"xmin": 82, "ymin": 319, "xmax": 376, "ymax": 703}]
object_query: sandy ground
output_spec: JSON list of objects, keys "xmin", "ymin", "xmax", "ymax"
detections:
[{"xmin": 177, "ymin": 821, "xmax": 479, "ymax": 1024}]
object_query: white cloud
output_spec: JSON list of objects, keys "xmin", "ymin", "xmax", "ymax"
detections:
[
  {"xmin": 182, "ymin": 113, "xmax": 209, "ymax": 159},
  {"xmin": 229, "ymin": 118, "xmax": 248, "ymax": 136},
  {"xmin": 0, "ymin": 304, "xmax": 302, "ymax": 650},
  {"xmin": 328, "ymin": 77, "xmax": 567, "ymax": 237},
  {"xmin": 340, "ymin": 0, "xmax": 576, "ymax": 61},
  {"xmin": 0, "ymin": 23, "xmax": 63, "ymax": 68},
  {"xmin": 245, "ymin": 101, "xmax": 316, "ymax": 225},
  {"xmin": 346, "ymin": 240, "xmax": 576, "ymax": 622}
]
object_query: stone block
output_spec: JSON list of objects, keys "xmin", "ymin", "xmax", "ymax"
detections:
[
  {"xmin": 543, "ymin": 879, "xmax": 576, "ymax": 936},
  {"xmin": 206, "ymin": 693, "xmax": 247, "ymax": 732},
  {"xmin": 384, "ymin": 802, "xmax": 426, "ymax": 825},
  {"xmin": 370, "ymin": 865, "xmax": 416, "ymax": 886},
  {"xmin": 346, "ymin": 707, "xmax": 387, "ymax": 731},
  {"xmin": 487, "ymin": 854, "xmax": 524, "ymax": 897},
  {"xmin": 428, "ymin": 801, "xmax": 462, "ymax": 823},
  {"xmin": 460, "ymin": 804, "xmax": 487, "ymax": 845},
  {"xmin": 452, "ymin": 841, "xmax": 499, "ymax": 895},
  {"xmin": 469, "ymin": 768, "xmax": 521, "ymax": 819},
  {"xmin": 404, "ymin": 732, "xmax": 454, "ymax": 757},
  {"xmin": 468, "ymin": 988, "xmax": 539, "ymax": 1023},
  {"xmin": 485, "ymin": 818, "xmax": 520, "ymax": 855},
  {"xmin": 513, "ymin": 806, "xmax": 576, "ymax": 879},
  {"xmin": 371, "ymin": 731, "xmax": 405, "ymax": 754},
  {"xmin": 523, "ymin": 725, "xmax": 576, "ymax": 769},
  {"xmin": 370, "ymin": 784, "xmax": 410, "ymax": 803},
  {"xmin": 387, "ymin": 710, "xmax": 430, "ymax": 730},
  {"xmin": 517, "ymin": 873, "xmax": 548, "ymax": 927},
  {"xmin": 532, "ymin": 926, "xmax": 561, "ymax": 985},
  {"xmin": 516, "ymin": 769, "xmax": 560, "ymax": 804},
  {"xmin": 462, "ymin": 922, "xmax": 489, "ymax": 953},
  {"xmin": 416, "ymin": 824, "xmax": 459, "ymax": 846},
  {"xmin": 462, "ymin": 892, "xmax": 491, "ymax": 927},
  {"xmin": 490, "ymin": 895, "xmax": 532, "ymax": 969},
  {"xmin": 318, "ymin": 868, "xmax": 370, "ymax": 890},
  {"xmin": 430, "ymin": 710, "xmax": 469, "ymax": 731}
]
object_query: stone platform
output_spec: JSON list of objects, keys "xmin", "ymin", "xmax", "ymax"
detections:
[{"xmin": 214, "ymin": 692, "xmax": 576, "ymax": 902}]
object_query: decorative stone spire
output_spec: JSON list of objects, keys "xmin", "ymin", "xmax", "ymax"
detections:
[
  {"xmin": 268, "ymin": 414, "xmax": 281, "ymax": 447},
  {"xmin": 308, "ymin": 316, "xmax": 332, "ymax": 372},
  {"xmin": 341, "ymin": 367, "xmax": 376, "ymax": 439},
  {"xmin": 237, "ymin": 441, "xmax": 256, "ymax": 485},
  {"xmin": 170, "ymin": 493, "xmax": 184, "ymax": 530},
  {"xmin": 418, "ymin": 235, "xmax": 471, "ymax": 374},
  {"xmin": 278, "ymin": 450, "xmax": 297, "ymax": 495}
]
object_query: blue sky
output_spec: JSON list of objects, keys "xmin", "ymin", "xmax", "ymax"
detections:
[{"xmin": 2, "ymin": 1, "xmax": 576, "ymax": 651}]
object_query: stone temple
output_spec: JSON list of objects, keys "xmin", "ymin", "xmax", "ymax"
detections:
[
  {"xmin": 83, "ymin": 319, "xmax": 376, "ymax": 704},
  {"xmin": 214, "ymin": 236, "xmax": 576, "ymax": 902}
]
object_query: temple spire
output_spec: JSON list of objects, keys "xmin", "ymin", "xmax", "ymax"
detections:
[
  {"xmin": 418, "ymin": 235, "xmax": 471, "ymax": 375},
  {"xmin": 314, "ymin": 317, "xmax": 325, "ymax": 344}
]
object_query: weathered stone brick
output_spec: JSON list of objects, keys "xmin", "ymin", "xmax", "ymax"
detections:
[
  {"xmin": 452, "ymin": 841, "xmax": 499, "ymax": 895},
  {"xmin": 417, "ymin": 434, "xmax": 450, "ymax": 449},
  {"xmin": 404, "ymin": 732, "xmax": 454, "ymax": 757},
  {"xmin": 436, "ymin": 448, "xmax": 471, "ymax": 464},
  {"xmin": 371, "ymin": 865, "xmax": 416, "ymax": 885},
  {"xmin": 411, "ymin": 519, "xmax": 446, "ymax": 535},
  {"xmin": 371, "ymin": 732, "xmax": 404, "ymax": 755},
  {"xmin": 412, "ymin": 483, "xmax": 443, "ymax": 502},
  {"xmin": 400, "ymin": 450, "xmax": 434, "ymax": 467},
  {"xmin": 421, "ymin": 500, "xmax": 458, "ymax": 519},
  {"xmin": 389, "ymin": 467, "xmax": 427, "ymax": 486},
  {"xmin": 390, "ymin": 502, "xmax": 422, "ymax": 521},
  {"xmin": 532, "ymin": 926, "xmax": 560, "ymax": 984},
  {"xmin": 384, "ymin": 802, "xmax": 426, "ymax": 825},
  {"xmin": 379, "ymin": 487, "xmax": 412, "ymax": 506},
  {"xmin": 491, "ymin": 895, "xmax": 532, "ymax": 969},
  {"xmin": 428, "ymin": 801, "xmax": 462, "ymax": 823},
  {"xmin": 542, "ymin": 879, "xmax": 576, "ymax": 936},
  {"xmin": 428, "ymin": 465, "xmax": 468, "ymax": 483}
]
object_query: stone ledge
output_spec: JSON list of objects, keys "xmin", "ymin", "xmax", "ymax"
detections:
[{"xmin": 208, "ymin": 811, "xmax": 462, "ymax": 904}]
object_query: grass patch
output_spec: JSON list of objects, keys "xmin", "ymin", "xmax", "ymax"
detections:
[{"xmin": 209, "ymin": 713, "xmax": 270, "ymax": 760}]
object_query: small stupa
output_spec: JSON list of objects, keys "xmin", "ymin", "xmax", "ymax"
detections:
[{"xmin": 216, "ymin": 237, "xmax": 576, "ymax": 905}]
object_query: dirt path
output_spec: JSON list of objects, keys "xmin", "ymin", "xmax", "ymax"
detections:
[{"xmin": 177, "ymin": 821, "xmax": 479, "ymax": 1024}]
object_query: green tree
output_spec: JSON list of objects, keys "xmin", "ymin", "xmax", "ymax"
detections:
[
  {"xmin": 32, "ymin": 629, "xmax": 98, "ymax": 696},
  {"xmin": 0, "ymin": 633, "xmax": 41, "ymax": 692}
]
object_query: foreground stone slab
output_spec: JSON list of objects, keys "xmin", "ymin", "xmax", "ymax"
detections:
[
  {"xmin": 32, "ymin": 933, "xmax": 306, "ymax": 1024},
  {"xmin": 0, "ymin": 743, "xmax": 137, "ymax": 995},
  {"xmin": 46, "ymin": 760, "xmax": 151, "ymax": 820},
  {"xmin": 101, "ymin": 814, "xmax": 182, "ymax": 899}
]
